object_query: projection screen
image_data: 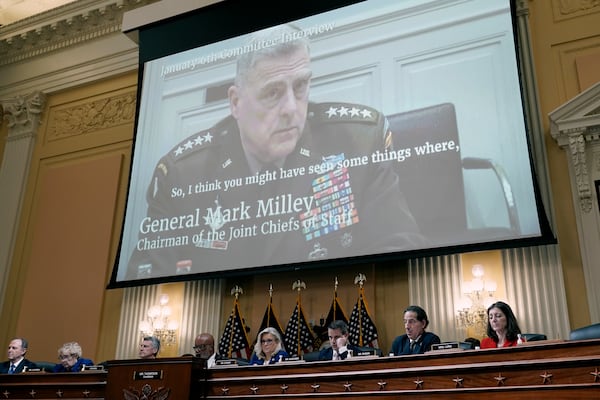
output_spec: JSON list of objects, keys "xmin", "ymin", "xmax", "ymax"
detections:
[{"xmin": 110, "ymin": 0, "xmax": 554, "ymax": 287}]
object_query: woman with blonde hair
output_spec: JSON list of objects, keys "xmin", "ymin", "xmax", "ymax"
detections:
[{"xmin": 249, "ymin": 327, "xmax": 288, "ymax": 365}]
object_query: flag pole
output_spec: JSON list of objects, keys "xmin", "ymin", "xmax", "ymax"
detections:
[
  {"xmin": 292, "ymin": 279, "xmax": 306, "ymax": 357},
  {"xmin": 228, "ymin": 285, "xmax": 243, "ymax": 358},
  {"xmin": 354, "ymin": 273, "xmax": 366, "ymax": 346}
]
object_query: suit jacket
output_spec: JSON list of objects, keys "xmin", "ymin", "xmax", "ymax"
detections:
[
  {"xmin": 0, "ymin": 358, "xmax": 38, "ymax": 374},
  {"xmin": 318, "ymin": 343, "xmax": 361, "ymax": 361},
  {"xmin": 390, "ymin": 331, "xmax": 441, "ymax": 355},
  {"xmin": 52, "ymin": 357, "xmax": 94, "ymax": 372},
  {"xmin": 127, "ymin": 101, "xmax": 428, "ymax": 279},
  {"xmin": 249, "ymin": 349, "xmax": 289, "ymax": 365}
]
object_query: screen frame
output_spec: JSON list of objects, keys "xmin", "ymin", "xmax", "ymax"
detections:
[{"xmin": 109, "ymin": 0, "xmax": 555, "ymax": 289}]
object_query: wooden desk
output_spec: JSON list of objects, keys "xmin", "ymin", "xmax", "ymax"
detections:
[
  {"xmin": 205, "ymin": 339, "xmax": 600, "ymax": 399},
  {"xmin": 0, "ymin": 370, "xmax": 106, "ymax": 399},
  {"xmin": 105, "ymin": 356, "xmax": 205, "ymax": 399}
]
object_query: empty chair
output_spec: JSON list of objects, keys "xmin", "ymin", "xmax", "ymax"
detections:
[
  {"xmin": 569, "ymin": 322, "xmax": 600, "ymax": 341},
  {"xmin": 521, "ymin": 333, "xmax": 547, "ymax": 342}
]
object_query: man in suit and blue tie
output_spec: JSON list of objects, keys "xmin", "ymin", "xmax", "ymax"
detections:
[{"xmin": 0, "ymin": 338, "xmax": 38, "ymax": 374}]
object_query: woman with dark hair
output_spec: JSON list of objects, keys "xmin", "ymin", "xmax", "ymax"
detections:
[
  {"xmin": 481, "ymin": 301, "xmax": 525, "ymax": 348},
  {"xmin": 390, "ymin": 305, "xmax": 441, "ymax": 355}
]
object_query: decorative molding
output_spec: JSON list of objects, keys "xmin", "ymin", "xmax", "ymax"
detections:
[
  {"xmin": 568, "ymin": 130, "xmax": 593, "ymax": 213},
  {"xmin": 558, "ymin": 0, "xmax": 600, "ymax": 16},
  {"xmin": 0, "ymin": 0, "xmax": 159, "ymax": 66},
  {"xmin": 47, "ymin": 91, "xmax": 136, "ymax": 140},
  {"xmin": 0, "ymin": 91, "xmax": 46, "ymax": 141}
]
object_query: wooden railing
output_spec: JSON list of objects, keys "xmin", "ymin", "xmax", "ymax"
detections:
[
  {"xmin": 0, "ymin": 370, "xmax": 107, "ymax": 399},
  {"xmin": 204, "ymin": 339, "xmax": 600, "ymax": 399},
  {"xmin": 1, "ymin": 340, "xmax": 599, "ymax": 399}
]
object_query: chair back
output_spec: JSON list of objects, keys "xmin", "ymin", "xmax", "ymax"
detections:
[{"xmin": 569, "ymin": 322, "xmax": 600, "ymax": 341}]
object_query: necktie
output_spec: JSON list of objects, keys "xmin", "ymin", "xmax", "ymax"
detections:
[
  {"xmin": 410, "ymin": 340, "xmax": 416, "ymax": 352},
  {"xmin": 8, "ymin": 364, "xmax": 15, "ymax": 374}
]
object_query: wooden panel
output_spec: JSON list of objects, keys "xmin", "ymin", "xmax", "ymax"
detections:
[
  {"xmin": 105, "ymin": 357, "xmax": 204, "ymax": 400},
  {"xmin": 0, "ymin": 371, "xmax": 106, "ymax": 399},
  {"xmin": 204, "ymin": 339, "xmax": 600, "ymax": 399}
]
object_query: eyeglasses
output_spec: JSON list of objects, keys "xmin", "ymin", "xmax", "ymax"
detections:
[
  {"xmin": 260, "ymin": 339, "xmax": 274, "ymax": 344},
  {"xmin": 193, "ymin": 344, "xmax": 213, "ymax": 350},
  {"xmin": 58, "ymin": 354, "xmax": 74, "ymax": 360}
]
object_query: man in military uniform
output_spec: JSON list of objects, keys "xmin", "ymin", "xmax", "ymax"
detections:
[{"xmin": 127, "ymin": 24, "xmax": 427, "ymax": 279}]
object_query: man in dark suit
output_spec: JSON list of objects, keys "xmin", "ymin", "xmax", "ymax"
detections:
[
  {"xmin": 127, "ymin": 23, "xmax": 427, "ymax": 280},
  {"xmin": 390, "ymin": 305, "xmax": 441, "ymax": 355},
  {"xmin": 318, "ymin": 320, "xmax": 360, "ymax": 361},
  {"xmin": 0, "ymin": 338, "xmax": 37, "ymax": 374},
  {"xmin": 194, "ymin": 333, "xmax": 223, "ymax": 368}
]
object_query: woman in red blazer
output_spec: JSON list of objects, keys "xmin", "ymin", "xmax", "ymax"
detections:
[{"xmin": 481, "ymin": 301, "xmax": 525, "ymax": 349}]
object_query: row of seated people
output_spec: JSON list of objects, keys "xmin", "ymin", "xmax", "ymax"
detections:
[
  {"xmin": 228, "ymin": 301, "xmax": 529, "ymax": 366},
  {"xmin": 0, "ymin": 335, "xmax": 163, "ymax": 374},
  {"xmin": 5, "ymin": 300, "xmax": 597, "ymax": 373}
]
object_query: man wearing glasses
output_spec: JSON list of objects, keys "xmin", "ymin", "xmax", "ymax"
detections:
[{"xmin": 193, "ymin": 333, "xmax": 219, "ymax": 368}]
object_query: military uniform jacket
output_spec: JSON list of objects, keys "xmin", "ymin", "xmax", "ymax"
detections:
[{"xmin": 127, "ymin": 102, "xmax": 427, "ymax": 279}]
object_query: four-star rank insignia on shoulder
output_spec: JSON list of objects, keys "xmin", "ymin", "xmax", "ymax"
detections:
[{"xmin": 309, "ymin": 102, "xmax": 379, "ymax": 124}]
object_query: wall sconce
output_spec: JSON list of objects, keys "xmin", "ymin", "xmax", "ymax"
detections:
[
  {"xmin": 139, "ymin": 294, "xmax": 179, "ymax": 346},
  {"xmin": 455, "ymin": 264, "xmax": 497, "ymax": 336}
]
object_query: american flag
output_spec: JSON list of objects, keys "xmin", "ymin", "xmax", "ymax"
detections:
[
  {"xmin": 218, "ymin": 297, "xmax": 251, "ymax": 359},
  {"xmin": 283, "ymin": 302, "xmax": 316, "ymax": 357},
  {"xmin": 258, "ymin": 296, "xmax": 285, "ymax": 340},
  {"xmin": 348, "ymin": 286, "xmax": 379, "ymax": 348},
  {"xmin": 324, "ymin": 291, "xmax": 349, "ymax": 328}
]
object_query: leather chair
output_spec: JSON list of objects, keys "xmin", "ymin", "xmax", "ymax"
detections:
[
  {"xmin": 521, "ymin": 333, "xmax": 547, "ymax": 342},
  {"xmin": 387, "ymin": 103, "xmax": 520, "ymax": 246},
  {"xmin": 569, "ymin": 322, "xmax": 600, "ymax": 341}
]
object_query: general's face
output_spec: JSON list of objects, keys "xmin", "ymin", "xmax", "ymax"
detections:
[
  {"xmin": 229, "ymin": 46, "xmax": 312, "ymax": 164},
  {"xmin": 194, "ymin": 336, "xmax": 214, "ymax": 359},
  {"xmin": 404, "ymin": 311, "xmax": 426, "ymax": 340},
  {"xmin": 488, "ymin": 307, "xmax": 507, "ymax": 333},
  {"xmin": 7, "ymin": 339, "xmax": 25, "ymax": 362},
  {"xmin": 139, "ymin": 340, "xmax": 156, "ymax": 359}
]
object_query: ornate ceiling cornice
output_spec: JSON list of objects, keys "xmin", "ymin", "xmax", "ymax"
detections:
[{"xmin": 0, "ymin": 0, "xmax": 159, "ymax": 67}]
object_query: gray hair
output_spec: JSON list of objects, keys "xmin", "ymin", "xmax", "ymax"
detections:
[
  {"xmin": 235, "ymin": 23, "xmax": 310, "ymax": 86},
  {"xmin": 143, "ymin": 336, "xmax": 161, "ymax": 355},
  {"xmin": 58, "ymin": 342, "xmax": 83, "ymax": 358},
  {"xmin": 253, "ymin": 327, "xmax": 285, "ymax": 360}
]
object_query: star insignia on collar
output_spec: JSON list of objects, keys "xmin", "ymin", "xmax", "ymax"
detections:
[{"xmin": 326, "ymin": 106, "xmax": 338, "ymax": 118}]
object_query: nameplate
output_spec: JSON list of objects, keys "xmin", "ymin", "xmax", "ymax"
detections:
[
  {"xmin": 22, "ymin": 367, "xmax": 43, "ymax": 372},
  {"xmin": 82, "ymin": 365, "xmax": 105, "ymax": 371},
  {"xmin": 432, "ymin": 342, "xmax": 471, "ymax": 351},
  {"xmin": 283, "ymin": 356, "xmax": 301, "ymax": 362},
  {"xmin": 215, "ymin": 359, "xmax": 237, "ymax": 366},
  {"xmin": 356, "ymin": 350, "xmax": 375, "ymax": 357},
  {"xmin": 134, "ymin": 370, "xmax": 163, "ymax": 380}
]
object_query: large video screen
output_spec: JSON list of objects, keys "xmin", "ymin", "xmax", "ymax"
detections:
[{"xmin": 110, "ymin": 0, "xmax": 554, "ymax": 287}]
